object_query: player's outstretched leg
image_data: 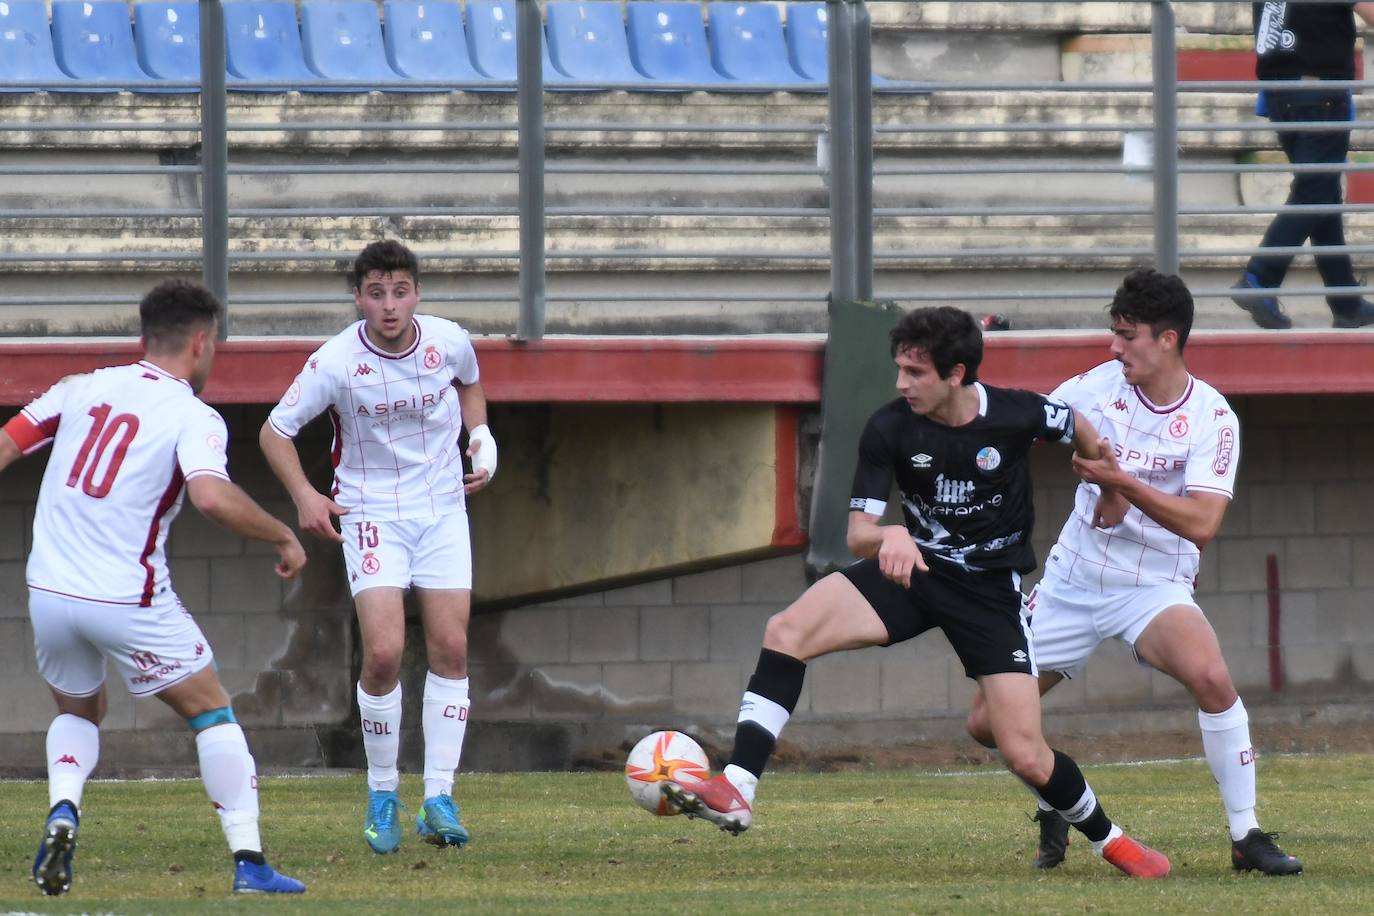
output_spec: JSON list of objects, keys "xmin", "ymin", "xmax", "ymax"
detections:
[
  {"xmin": 1032, "ymin": 807, "xmax": 1070, "ymax": 869},
  {"xmin": 32, "ymin": 800, "xmax": 78, "ymax": 896},
  {"xmin": 364, "ymin": 788, "xmax": 406, "ymax": 855},
  {"xmin": 416, "ymin": 795, "xmax": 470, "ymax": 848},
  {"xmin": 662, "ymin": 648, "xmax": 807, "ymax": 834}
]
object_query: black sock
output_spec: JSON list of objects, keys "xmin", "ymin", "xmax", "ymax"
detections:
[
  {"xmin": 1036, "ymin": 749, "xmax": 1112, "ymax": 843},
  {"xmin": 726, "ymin": 648, "xmax": 806, "ymax": 778},
  {"xmin": 234, "ymin": 850, "xmax": 267, "ymax": 866}
]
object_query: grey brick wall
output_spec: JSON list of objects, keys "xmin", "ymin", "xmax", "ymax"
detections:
[{"xmin": 2, "ymin": 396, "xmax": 1373, "ymax": 771}]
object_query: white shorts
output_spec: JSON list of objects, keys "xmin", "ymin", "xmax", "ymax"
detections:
[
  {"xmin": 30, "ymin": 589, "xmax": 215, "ymax": 698},
  {"xmin": 1025, "ymin": 574, "xmax": 1200, "ymax": 678},
  {"xmin": 342, "ymin": 512, "xmax": 472, "ymax": 596}
]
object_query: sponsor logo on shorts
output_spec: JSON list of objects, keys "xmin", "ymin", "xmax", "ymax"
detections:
[
  {"xmin": 130, "ymin": 650, "xmax": 161, "ymax": 672},
  {"xmin": 131, "ymin": 658, "xmax": 185, "ymax": 686},
  {"xmin": 1012, "ymin": 649, "xmax": 1028, "ymax": 664}
]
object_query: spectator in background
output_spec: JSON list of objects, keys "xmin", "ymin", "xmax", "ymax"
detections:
[{"xmin": 1233, "ymin": 1, "xmax": 1374, "ymax": 329}]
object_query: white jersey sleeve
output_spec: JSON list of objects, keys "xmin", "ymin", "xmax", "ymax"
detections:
[
  {"xmin": 12, "ymin": 374, "xmax": 80, "ymax": 454},
  {"xmin": 1184, "ymin": 398, "xmax": 1240, "ymax": 499},
  {"xmin": 177, "ymin": 406, "xmax": 231, "ymax": 482},
  {"xmin": 267, "ymin": 345, "xmax": 343, "ymax": 440},
  {"xmin": 448, "ymin": 324, "xmax": 479, "ymax": 387}
]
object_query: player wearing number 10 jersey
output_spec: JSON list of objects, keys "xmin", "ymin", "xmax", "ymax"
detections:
[
  {"xmin": 0, "ymin": 279, "xmax": 307, "ymax": 896},
  {"xmin": 260, "ymin": 240, "xmax": 497, "ymax": 856}
]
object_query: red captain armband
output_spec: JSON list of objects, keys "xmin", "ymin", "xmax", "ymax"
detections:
[{"xmin": 2, "ymin": 412, "xmax": 58, "ymax": 454}]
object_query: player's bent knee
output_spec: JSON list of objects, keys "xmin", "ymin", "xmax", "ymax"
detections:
[
  {"xmin": 965, "ymin": 709, "xmax": 996, "ymax": 749},
  {"xmin": 186, "ymin": 706, "xmax": 237, "ymax": 733}
]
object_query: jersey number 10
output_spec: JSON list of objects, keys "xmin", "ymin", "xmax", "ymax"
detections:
[{"xmin": 67, "ymin": 403, "xmax": 140, "ymax": 499}]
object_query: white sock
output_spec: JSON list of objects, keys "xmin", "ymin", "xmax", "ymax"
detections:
[
  {"xmin": 195, "ymin": 723, "xmax": 261, "ymax": 854},
  {"xmin": 47, "ymin": 714, "xmax": 99, "ymax": 810},
  {"xmin": 723, "ymin": 764, "xmax": 759, "ymax": 804},
  {"xmin": 1091, "ymin": 823, "xmax": 1124, "ymax": 856},
  {"xmin": 1199, "ymin": 697, "xmax": 1260, "ymax": 841},
  {"xmin": 357, "ymin": 682, "xmax": 402, "ymax": 792},
  {"xmin": 421, "ymin": 671, "xmax": 470, "ymax": 800}
]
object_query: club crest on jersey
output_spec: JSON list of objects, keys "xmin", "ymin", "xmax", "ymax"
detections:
[
  {"xmin": 284, "ymin": 381, "xmax": 301, "ymax": 407},
  {"xmin": 423, "ymin": 345, "xmax": 442, "ymax": 369},
  {"xmin": 1169, "ymin": 414, "xmax": 1189, "ymax": 438},
  {"xmin": 975, "ymin": 446, "xmax": 1001, "ymax": 472},
  {"xmin": 1213, "ymin": 427, "xmax": 1235, "ymax": 476},
  {"xmin": 910, "ymin": 453, "xmax": 932, "ymax": 469}
]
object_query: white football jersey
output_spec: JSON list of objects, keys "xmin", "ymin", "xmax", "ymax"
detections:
[
  {"xmin": 267, "ymin": 315, "xmax": 480, "ymax": 522},
  {"xmin": 5, "ymin": 361, "xmax": 231, "ymax": 606},
  {"xmin": 1044, "ymin": 360, "xmax": 1239, "ymax": 591}
]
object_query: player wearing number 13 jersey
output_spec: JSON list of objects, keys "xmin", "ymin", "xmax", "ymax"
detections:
[
  {"xmin": 0, "ymin": 280, "xmax": 307, "ymax": 896},
  {"xmin": 260, "ymin": 240, "xmax": 497, "ymax": 856}
]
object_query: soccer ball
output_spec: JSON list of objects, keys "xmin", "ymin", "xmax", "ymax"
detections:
[{"xmin": 624, "ymin": 730, "xmax": 710, "ymax": 815}]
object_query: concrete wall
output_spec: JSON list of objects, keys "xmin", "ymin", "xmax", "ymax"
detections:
[{"xmin": 1, "ymin": 395, "xmax": 1372, "ymax": 772}]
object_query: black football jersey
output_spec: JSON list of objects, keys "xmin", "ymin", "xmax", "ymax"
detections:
[{"xmin": 848, "ymin": 383, "xmax": 1074, "ymax": 573}]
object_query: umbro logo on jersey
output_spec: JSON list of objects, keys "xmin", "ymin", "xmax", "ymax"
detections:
[
  {"xmin": 1112, "ymin": 399, "xmax": 1129, "ymax": 412},
  {"xmin": 933, "ymin": 474, "xmax": 974, "ymax": 505},
  {"xmin": 910, "ymin": 453, "xmax": 932, "ymax": 468},
  {"xmin": 354, "ymin": 363, "xmax": 376, "ymax": 377}
]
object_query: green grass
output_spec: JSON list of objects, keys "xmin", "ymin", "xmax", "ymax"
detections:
[{"xmin": 2, "ymin": 755, "xmax": 1373, "ymax": 914}]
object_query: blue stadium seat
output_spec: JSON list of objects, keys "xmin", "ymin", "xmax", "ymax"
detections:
[
  {"xmin": 51, "ymin": 0, "xmax": 165, "ymax": 91},
  {"xmin": 706, "ymin": 2, "xmax": 816, "ymax": 89},
  {"xmin": 223, "ymin": 0, "xmax": 326, "ymax": 89},
  {"xmin": 300, "ymin": 0, "xmax": 412, "ymax": 89},
  {"xmin": 382, "ymin": 0, "xmax": 485, "ymax": 84},
  {"xmin": 544, "ymin": 1, "xmax": 647, "ymax": 87},
  {"xmin": 625, "ymin": 2, "xmax": 730, "ymax": 87},
  {"xmin": 465, "ymin": 0, "xmax": 564, "ymax": 84},
  {"xmin": 133, "ymin": 1, "xmax": 200, "ymax": 84},
  {"xmin": 784, "ymin": 1, "xmax": 915, "ymax": 93},
  {"xmin": 0, "ymin": 0, "xmax": 79, "ymax": 91}
]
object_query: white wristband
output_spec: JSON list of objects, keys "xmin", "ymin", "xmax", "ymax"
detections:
[{"xmin": 469, "ymin": 423, "xmax": 497, "ymax": 480}]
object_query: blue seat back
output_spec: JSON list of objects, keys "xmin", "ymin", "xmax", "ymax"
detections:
[
  {"xmin": 544, "ymin": 1, "xmax": 643, "ymax": 85},
  {"xmin": 223, "ymin": 0, "xmax": 322, "ymax": 85},
  {"xmin": 133, "ymin": 1, "xmax": 199, "ymax": 81},
  {"xmin": 785, "ymin": 1, "xmax": 826, "ymax": 80},
  {"xmin": 0, "ymin": 0, "xmax": 76, "ymax": 90},
  {"xmin": 465, "ymin": 0, "xmax": 561, "ymax": 82},
  {"xmin": 382, "ymin": 0, "xmax": 483, "ymax": 82},
  {"xmin": 625, "ymin": 2, "xmax": 727, "ymax": 85},
  {"xmin": 51, "ymin": 0, "xmax": 158, "ymax": 87},
  {"xmin": 706, "ymin": 2, "xmax": 814, "ymax": 87},
  {"xmin": 300, "ymin": 0, "xmax": 403, "ymax": 84}
]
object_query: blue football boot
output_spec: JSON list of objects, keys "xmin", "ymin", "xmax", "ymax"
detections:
[
  {"xmin": 32, "ymin": 800, "xmax": 78, "ymax": 896},
  {"xmin": 364, "ymin": 788, "xmax": 405, "ymax": 855},
  {"xmin": 232, "ymin": 858, "xmax": 307, "ymax": 894},
  {"xmin": 416, "ymin": 795, "xmax": 469, "ymax": 848}
]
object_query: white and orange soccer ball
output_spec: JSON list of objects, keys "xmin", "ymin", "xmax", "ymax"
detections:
[{"xmin": 624, "ymin": 730, "xmax": 710, "ymax": 815}]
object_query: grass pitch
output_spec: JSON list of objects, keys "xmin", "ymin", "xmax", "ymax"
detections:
[{"xmin": 1, "ymin": 754, "xmax": 1372, "ymax": 914}]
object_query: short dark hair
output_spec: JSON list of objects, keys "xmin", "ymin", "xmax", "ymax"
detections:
[
  {"xmin": 888, "ymin": 306, "xmax": 983, "ymax": 384},
  {"xmin": 351, "ymin": 240, "xmax": 420, "ymax": 291},
  {"xmin": 1109, "ymin": 268, "xmax": 1194, "ymax": 349},
  {"xmin": 139, "ymin": 279, "xmax": 222, "ymax": 351}
]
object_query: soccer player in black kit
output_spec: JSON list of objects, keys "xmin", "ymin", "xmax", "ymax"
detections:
[{"xmin": 663, "ymin": 306, "xmax": 1170, "ymax": 878}]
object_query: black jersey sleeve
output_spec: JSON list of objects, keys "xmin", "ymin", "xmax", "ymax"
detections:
[
  {"xmin": 848, "ymin": 410, "xmax": 894, "ymax": 516},
  {"xmin": 1038, "ymin": 393, "xmax": 1075, "ymax": 444}
]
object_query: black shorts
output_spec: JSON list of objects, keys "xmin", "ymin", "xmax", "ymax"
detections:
[{"xmin": 840, "ymin": 557, "xmax": 1035, "ymax": 679}]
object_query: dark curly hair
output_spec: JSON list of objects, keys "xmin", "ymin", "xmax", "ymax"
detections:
[
  {"xmin": 351, "ymin": 239, "xmax": 420, "ymax": 291},
  {"xmin": 888, "ymin": 306, "xmax": 982, "ymax": 384},
  {"xmin": 139, "ymin": 279, "xmax": 223, "ymax": 352},
  {"xmin": 1109, "ymin": 268, "xmax": 1194, "ymax": 350}
]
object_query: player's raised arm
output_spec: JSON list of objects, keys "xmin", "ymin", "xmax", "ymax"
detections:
[
  {"xmin": 186, "ymin": 475, "xmax": 306, "ymax": 577},
  {"xmin": 1071, "ymin": 446, "xmax": 1228, "ymax": 549},
  {"xmin": 258, "ymin": 422, "xmax": 348, "ymax": 544}
]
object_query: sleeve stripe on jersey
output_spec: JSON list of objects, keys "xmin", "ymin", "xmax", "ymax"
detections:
[
  {"xmin": 849, "ymin": 497, "xmax": 887, "ymax": 516},
  {"xmin": 1185, "ymin": 485, "xmax": 1234, "ymax": 498},
  {"xmin": 267, "ymin": 416, "xmax": 298, "ymax": 440},
  {"xmin": 4, "ymin": 411, "xmax": 58, "ymax": 454},
  {"xmin": 183, "ymin": 468, "xmax": 232, "ymax": 483}
]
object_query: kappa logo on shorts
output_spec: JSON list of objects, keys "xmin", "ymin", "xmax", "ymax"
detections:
[
  {"xmin": 361, "ymin": 552, "xmax": 381, "ymax": 575},
  {"xmin": 195, "ymin": 643, "xmax": 205, "ymax": 657}
]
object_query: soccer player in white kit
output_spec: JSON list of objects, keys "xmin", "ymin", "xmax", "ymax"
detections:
[
  {"xmin": 0, "ymin": 280, "xmax": 308, "ymax": 897},
  {"xmin": 966, "ymin": 268, "xmax": 1302, "ymax": 876},
  {"xmin": 260, "ymin": 240, "xmax": 496, "ymax": 856}
]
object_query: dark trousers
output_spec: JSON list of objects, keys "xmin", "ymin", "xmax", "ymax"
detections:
[{"xmin": 1246, "ymin": 87, "xmax": 1362, "ymax": 313}]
